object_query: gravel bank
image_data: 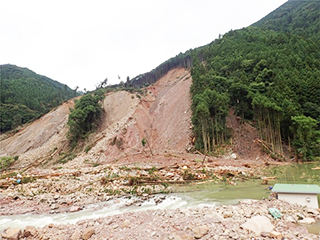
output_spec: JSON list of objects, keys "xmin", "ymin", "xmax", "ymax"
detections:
[{"xmin": 1, "ymin": 199, "xmax": 320, "ymax": 239}]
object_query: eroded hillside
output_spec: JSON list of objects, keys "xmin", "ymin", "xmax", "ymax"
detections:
[{"xmin": 0, "ymin": 68, "xmax": 193, "ymax": 169}]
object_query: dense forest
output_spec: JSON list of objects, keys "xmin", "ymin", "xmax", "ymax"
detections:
[
  {"xmin": 0, "ymin": 64, "xmax": 77, "ymax": 132},
  {"xmin": 190, "ymin": 0, "xmax": 320, "ymax": 160},
  {"xmin": 126, "ymin": 0, "xmax": 320, "ymax": 161}
]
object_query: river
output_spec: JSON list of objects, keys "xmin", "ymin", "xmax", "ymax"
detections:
[{"xmin": 1, "ymin": 162, "xmax": 319, "ymax": 234}]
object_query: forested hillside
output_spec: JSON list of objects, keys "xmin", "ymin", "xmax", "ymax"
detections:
[
  {"xmin": 252, "ymin": 0, "xmax": 320, "ymax": 36},
  {"xmin": 0, "ymin": 64, "xmax": 77, "ymax": 132},
  {"xmin": 190, "ymin": 0, "xmax": 320, "ymax": 160}
]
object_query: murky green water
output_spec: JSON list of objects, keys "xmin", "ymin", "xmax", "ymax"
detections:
[
  {"xmin": 171, "ymin": 161, "xmax": 320, "ymax": 234},
  {"xmin": 172, "ymin": 162, "xmax": 320, "ymax": 203}
]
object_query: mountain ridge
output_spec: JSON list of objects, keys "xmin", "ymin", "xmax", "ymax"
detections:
[{"xmin": 0, "ymin": 64, "xmax": 78, "ymax": 132}]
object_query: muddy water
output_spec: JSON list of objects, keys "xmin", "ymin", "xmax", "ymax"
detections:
[
  {"xmin": 264, "ymin": 162, "xmax": 320, "ymax": 203},
  {"xmin": 1, "ymin": 162, "xmax": 319, "ymax": 233}
]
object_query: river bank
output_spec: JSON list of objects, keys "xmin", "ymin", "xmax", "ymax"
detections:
[
  {"xmin": 1, "ymin": 158, "xmax": 319, "ymax": 239},
  {"xmin": 1, "ymin": 198, "xmax": 320, "ymax": 239},
  {"xmin": 0, "ymin": 157, "xmax": 265, "ymax": 216}
]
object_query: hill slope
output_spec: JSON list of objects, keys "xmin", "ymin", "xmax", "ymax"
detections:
[
  {"xmin": 252, "ymin": 0, "xmax": 320, "ymax": 36},
  {"xmin": 0, "ymin": 68, "xmax": 194, "ymax": 169},
  {"xmin": 0, "ymin": 64, "xmax": 77, "ymax": 132}
]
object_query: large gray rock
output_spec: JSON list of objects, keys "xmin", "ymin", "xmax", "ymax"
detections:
[{"xmin": 241, "ymin": 215, "xmax": 274, "ymax": 236}]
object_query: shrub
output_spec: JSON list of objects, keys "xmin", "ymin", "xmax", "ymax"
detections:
[{"xmin": 0, "ymin": 156, "xmax": 15, "ymax": 171}]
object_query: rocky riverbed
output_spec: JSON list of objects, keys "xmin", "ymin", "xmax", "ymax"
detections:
[
  {"xmin": 1, "ymin": 161, "xmax": 319, "ymax": 239},
  {"xmin": 0, "ymin": 163, "xmax": 258, "ymax": 216},
  {"xmin": 1, "ymin": 199, "xmax": 320, "ymax": 239}
]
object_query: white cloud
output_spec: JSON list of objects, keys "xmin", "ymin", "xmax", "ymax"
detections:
[{"xmin": 0, "ymin": 0, "xmax": 287, "ymax": 91}]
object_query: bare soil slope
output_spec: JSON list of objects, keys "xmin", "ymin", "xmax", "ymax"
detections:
[
  {"xmin": 0, "ymin": 100, "xmax": 74, "ymax": 168},
  {"xmin": 67, "ymin": 68, "xmax": 193, "ymax": 168},
  {"xmin": 0, "ymin": 68, "xmax": 194, "ymax": 169}
]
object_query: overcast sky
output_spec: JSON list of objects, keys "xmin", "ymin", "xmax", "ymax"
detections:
[{"xmin": 0, "ymin": 0, "xmax": 287, "ymax": 91}]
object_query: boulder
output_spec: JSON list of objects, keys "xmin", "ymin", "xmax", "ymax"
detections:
[
  {"xmin": 23, "ymin": 226, "xmax": 38, "ymax": 238},
  {"xmin": 230, "ymin": 153, "xmax": 237, "ymax": 160},
  {"xmin": 1, "ymin": 228, "xmax": 22, "ymax": 240},
  {"xmin": 69, "ymin": 206, "xmax": 82, "ymax": 212},
  {"xmin": 270, "ymin": 231, "xmax": 283, "ymax": 239},
  {"xmin": 211, "ymin": 212, "xmax": 224, "ymax": 222},
  {"xmin": 173, "ymin": 232, "xmax": 193, "ymax": 240},
  {"xmin": 241, "ymin": 216, "xmax": 274, "ymax": 236},
  {"xmin": 193, "ymin": 225, "xmax": 209, "ymax": 239},
  {"xmin": 298, "ymin": 217, "xmax": 316, "ymax": 224},
  {"xmin": 285, "ymin": 215, "xmax": 296, "ymax": 223},
  {"xmin": 122, "ymin": 219, "xmax": 131, "ymax": 228},
  {"xmin": 223, "ymin": 210, "xmax": 233, "ymax": 218},
  {"xmin": 307, "ymin": 208, "xmax": 319, "ymax": 215},
  {"xmin": 82, "ymin": 227, "xmax": 95, "ymax": 240},
  {"xmin": 70, "ymin": 228, "xmax": 81, "ymax": 240}
]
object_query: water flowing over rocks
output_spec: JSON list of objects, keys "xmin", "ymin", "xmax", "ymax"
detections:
[{"xmin": 1, "ymin": 199, "xmax": 319, "ymax": 239}]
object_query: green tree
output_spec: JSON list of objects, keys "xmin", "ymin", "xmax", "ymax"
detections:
[
  {"xmin": 67, "ymin": 91, "xmax": 105, "ymax": 147},
  {"xmin": 291, "ymin": 115, "xmax": 319, "ymax": 160}
]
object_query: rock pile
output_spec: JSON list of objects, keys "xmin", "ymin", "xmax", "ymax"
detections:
[{"xmin": 2, "ymin": 199, "xmax": 319, "ymax": 239}]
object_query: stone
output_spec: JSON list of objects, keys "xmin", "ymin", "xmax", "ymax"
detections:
[
  {"xmin": 122, "ymin": 219, "xmax": 131, "ymax": 228},
  {"xmin": 223, "ymin": 210, "xmax": 233, "ymax": 218},
  {"xmin": 166, "ymin": 172, "xmax": 175, "ymax": 178},
  {"xmin": 1, "ymin": 228, "xmax": 22, "ymax": 240},
  {"xmin": 69, "ymin": 206, "xmax": 82, "ymax": 212},
  {"xmin": 241, "ymin": 216, "xmax": 274, "ymax": 236},
  {"xmin": 173, "ymin": 232, "xmax": 194, "ymax": 240},
  {"xmin": 298, "ymin": 217, "xmax": 316, "ymax": 224},
  {"xmin": 307, "ymin": 208, "xmax": 319, "ymax": 215},
  {"xmin": 296, "ymin": 213, "xmax": 305, "ymax": 220},
  {"xmin": 270, "ymin": 231, "xmax": 283, "ymax": 239},
  {"xmin": 23, "ymin": 226, "xmax": 38, "ymax": 238},
  {"xmin": 193, "ymin": 225, "xmax": 209, "ymax": 239},
  {"xmin": 230, "ymin": 153, "xmax": 237, "ymax": 160},
  {"xmin": 50, "ymin": 204, "xmax": 59, "ymax": 210},
  {"xmin": 82, "ymin": 227, "xmax": 95, "ymax": 240},
  {"xmin": 70, "ymin": 228, "xmax": 81, "ymax": 240},
  {"xmin": 285, "ymin": 215, "xmax": 296, "ymax": 223},
  {"xmin": 211, "ymin": 212, "xmax": 224, "ymax": 222}
]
